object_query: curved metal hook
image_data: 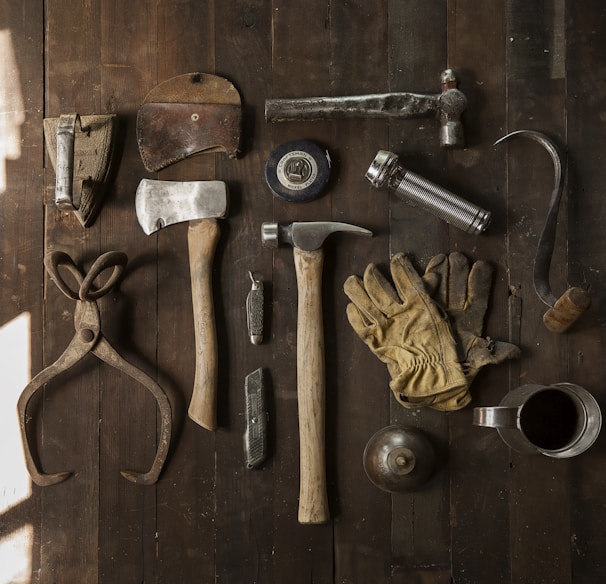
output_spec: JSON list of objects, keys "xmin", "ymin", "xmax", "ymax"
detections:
[
  {"xmin": 17, "ymin": 336, "xmax": 90, "ymax": 486},
  {"xmin": 92, "ymin": 337, "xmax": 172, "ymax": 485},
  {"xmin": 495, "ymin": 130, "xmax": 590, "ymax": 333},
  {"xmin": 17, "ymin": 335, "xmax": 172, "ymax": 486},
  {"xmin": 494, "ymin": 130, "xmax": 564, "ymax": 308}
]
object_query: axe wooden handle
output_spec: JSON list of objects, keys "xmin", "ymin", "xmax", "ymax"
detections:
[
  {"xmin": 187, "ymin": 218, "xmax": 220, "ymax": 431},
  {"xmin": 294, "ymin": 246, "xmax": 329, "ymax": 524}
]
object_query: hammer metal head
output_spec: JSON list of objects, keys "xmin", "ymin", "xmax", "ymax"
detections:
[
  {"xmin": 437, "ymin": 69, "xmax": 467, "ymax": 148},
  {"xmin": 135, "ymin": 179, "xmax": 229, "ymax": 235},
  {"xmin": 261, "ymin": 221, "xmax": 372, "ymax": 251}
]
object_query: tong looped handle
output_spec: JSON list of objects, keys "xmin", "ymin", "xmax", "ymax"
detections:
[{"xmin": 45, "ymin": 250, "xmax": 127, "ymax": 301}]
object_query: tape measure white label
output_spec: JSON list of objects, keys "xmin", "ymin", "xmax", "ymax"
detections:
[{"xmin": 276, "ymin": 150, "xmax": 318, "ymax": 191}]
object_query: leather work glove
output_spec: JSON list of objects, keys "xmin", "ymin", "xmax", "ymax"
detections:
[
  {"xmin": 344, "ymin": 252, "xmax": 469, "ymax": 410},
  {"xmin": 422, "ymin": 252, "xmax": 521, "ymax": 386}
]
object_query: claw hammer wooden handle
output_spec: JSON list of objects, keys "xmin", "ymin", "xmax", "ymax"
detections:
[
  {"xmin": 294, "ymin": 246, "xmax": 330, "ymax": 524},
  {"xmin": 187, "ymin": 218, "xmax": 220, "ymax": 431}
]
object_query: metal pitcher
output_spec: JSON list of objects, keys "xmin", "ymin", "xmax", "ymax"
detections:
[{"xmin": 473, "ymin": 383, "xmax": 601, "ymax": 458}]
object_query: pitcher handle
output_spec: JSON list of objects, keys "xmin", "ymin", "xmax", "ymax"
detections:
[{"xmin": 473, "ymin": 406, "xmax": 519, "ymax": 428}]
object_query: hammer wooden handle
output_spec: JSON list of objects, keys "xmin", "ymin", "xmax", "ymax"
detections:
[
  {"xmin": 294, "ymin": 246, "xmax": 329, "ymax": 524},
  {"xmin": 187, "ymin": 218, "xmax": 220, "ymax": 431}
]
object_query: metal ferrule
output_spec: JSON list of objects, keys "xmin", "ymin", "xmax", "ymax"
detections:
[{"xmin": 366, "ymin": 150, "xmax": 491, "ymax": 235}]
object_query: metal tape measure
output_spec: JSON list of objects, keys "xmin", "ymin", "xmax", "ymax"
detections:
[{"xmin": 265, "ymin": 140, "xmax": 331, "ymax": 202}]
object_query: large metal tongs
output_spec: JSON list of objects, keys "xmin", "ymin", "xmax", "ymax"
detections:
[
  {"xmin": 495, "ymin": 130, "xmax": 591, "ymax": 333},
  {"xmin": 17, "ymin": 250, "xmax": 172, "ymax": 486}
]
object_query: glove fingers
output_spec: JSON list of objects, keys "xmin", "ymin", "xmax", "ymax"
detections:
[
  {"xmin": 362, "ymin": 263, "xmax": 402, "ymax": 317},
  {"xmin": 468, "ymin": 338, "xmax": 521, "ymax": 369},
  {"xmin": 346, "ymin": 302, "xmax": 373, "ymax": 339},
  {"xmin": 421, "ymin": 272, "xmax": 440, "ymax": 296},
  {"xmin": 446, "ymin": 252, "xmax": 471, "ymax": 310},
  {"xmin": 344, "ymin": 274, "xmax": 385, "ymax": 325},
  {"xmin": 466, "ymin": 259, "xmax": 493, "ymax": 311},
  {"xmin": 492, "ymin": 341, "xmax": 522, "ymax": 363},
  {"xmin": 423, "ymin": 253, "xmax": 448, "ymax": 306},
  {"xmin": 390, "ymin": 252, "xmax": 429, "ymax": 306}
]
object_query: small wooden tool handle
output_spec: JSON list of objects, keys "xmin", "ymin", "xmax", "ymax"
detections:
[
  {"xmin": 543, "ymin": 286, "xmax": 591, "ymax": 334},
  {"xmin": 294, "ymin": 247, "xmax": 330, "ymax": 524},
  {"xmin": 187, "ymin": 218, "xmax": 220, "ymax": 431}
]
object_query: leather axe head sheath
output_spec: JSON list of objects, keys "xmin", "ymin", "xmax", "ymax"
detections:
[{"xmin": 136, "ymin": 72, "xmax": 242, "ymax": 172}]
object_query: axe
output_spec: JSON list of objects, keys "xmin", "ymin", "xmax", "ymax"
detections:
[{"xmin": 135, "ymin": 179, "xmax": 228, "ymax": 430}]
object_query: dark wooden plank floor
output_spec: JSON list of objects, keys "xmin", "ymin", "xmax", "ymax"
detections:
[{"xmin": 2, "ymin": 1, "xmax": 606, "ymax": 582}]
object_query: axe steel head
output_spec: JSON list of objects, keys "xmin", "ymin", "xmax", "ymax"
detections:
[{"xmin": 135, "ymin": 179, "xmax": 229, "ymax": 235}]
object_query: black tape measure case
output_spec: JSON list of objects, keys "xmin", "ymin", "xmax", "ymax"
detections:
[{"xmin": 264, "ymin": 140, "xmax": 331, "ymax": 202}]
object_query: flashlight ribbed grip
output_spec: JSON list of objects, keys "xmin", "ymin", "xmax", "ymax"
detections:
[{"xmin": 394, "ymin": 169, "xmax": 490, "ymax": 235}]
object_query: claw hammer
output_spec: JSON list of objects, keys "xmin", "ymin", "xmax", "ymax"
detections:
[{"xmin": 262, "ymin": 221, "xmax": 372, "ymax": 524}]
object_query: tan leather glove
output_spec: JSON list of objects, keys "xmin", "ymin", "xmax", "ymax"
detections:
[
  {"xmin": 422, "ymin": 252, "xmax": 521, "ymax": 387},
  {"xmin": 344, "ymin": 253, "xmax": 468, "ymax": 409}
]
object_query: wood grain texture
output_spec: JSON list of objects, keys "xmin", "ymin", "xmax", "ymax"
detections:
[
  {"xmin": 565, "ymin": 3, "xmax": 606, "ymax": 582},
  {"xmin": 387, "ymin": 1, "xmax": 451, "ymax": 578},
  {"xmin": 327, "ymin": 0, "xmax": 393, "ymax": 581},
  {"xmin": 268, "ymin": 0, "xmax": 334, "ymax": 581},
  {"xmin": 504, "ymin": 3, "xmax": 571, "ymax": 584},
  {"xmin": 3, "ymin": 1, "xmax": 606, "ymax": 582},
  {"xmin": 151, "ymin": 2, "xmax": 218, "ymax": 582},
  {"xmin": 0, "ymin": 1, "xmax": 44, "ymax": 583},
  {"xmin": 43, "ymin": 0, "xmax": 105, "ymax": 581},
  {"xmin": 448, "ymin": 2, "xmax": 511, "ymax": 583},
  {"xmin": 187, "ymin": 218, "xmax": 221, "ymax": 431},
  {"xmin": 213, "ymin": 2, "xmax": 277, "ymax": 582},
  {"xmin": 294, "ymin": 247, "xmax": 329, "ymax": 524}
]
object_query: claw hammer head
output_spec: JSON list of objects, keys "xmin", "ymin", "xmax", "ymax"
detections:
[{"xmin": 261, "ymin": 221, "xmax": 372, "ymax": 250}]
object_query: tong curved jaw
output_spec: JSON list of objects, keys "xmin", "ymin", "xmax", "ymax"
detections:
[{"xmin": 17, "ymin": 251, "xmax": 172, "ymax": 486}]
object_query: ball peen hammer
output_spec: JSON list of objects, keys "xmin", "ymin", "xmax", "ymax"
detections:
[
  {"xmin": 262, "ymin": 221, "xmax": 372, "ymax": 524},
  {"xmin": 265, "ymin": 69, "xmax": 467, "ymax": 148},
  {"xmin": 135, "ymin": 179, "xmax": 228, "ymax": 431}
]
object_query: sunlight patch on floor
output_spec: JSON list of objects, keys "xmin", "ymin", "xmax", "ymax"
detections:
[
  {"xmin": 0, "ymin": 313, "xmax": 33, "ymax": 584},
  {"xmin": 0, "ymin": 28, "xmax": 25, "ymax": 194}
]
